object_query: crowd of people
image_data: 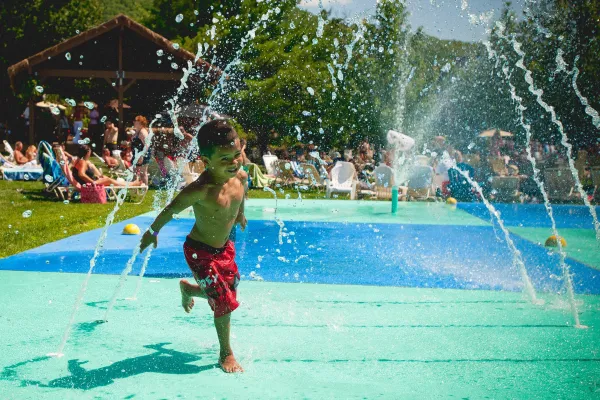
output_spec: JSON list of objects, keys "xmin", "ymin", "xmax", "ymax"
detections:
[{"xmin": 3, "ymin": 104, "xmax": 598, "ymax": 204}]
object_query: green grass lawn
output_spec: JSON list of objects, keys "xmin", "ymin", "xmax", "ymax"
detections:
[{"xmin": 0, "ymin": 181, "xmax": 157, "ymax": 258}]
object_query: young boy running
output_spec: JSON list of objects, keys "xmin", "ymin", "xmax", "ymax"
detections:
[{"xmin": 140, "ymin": 120, "xmax": 247, "ymax": 373}]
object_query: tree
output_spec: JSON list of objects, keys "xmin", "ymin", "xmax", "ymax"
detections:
[{"xmin": 0, "ymin": 0, "xmax": 103, "ymax": 138}]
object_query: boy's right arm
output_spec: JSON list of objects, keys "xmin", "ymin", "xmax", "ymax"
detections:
[{"xmin": 139, "ymin": 180, "xmax": 205, "ymax": 252}]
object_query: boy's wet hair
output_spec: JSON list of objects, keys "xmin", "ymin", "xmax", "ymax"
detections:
[{"xmin": 197, "ymin": 119, "xmax": 239, "ymax": 157}]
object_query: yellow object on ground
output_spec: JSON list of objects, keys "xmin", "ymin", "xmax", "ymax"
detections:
[
  {"xmin": 446, "ymin": 197, "xmax": 457, "ymax": 205},
  {"xmin": 122, "ymin": 223, "xmax": 141, "ymax": 235},
  {"xmin": 545, "ymin": 235, "xmax": 567, "ymax": 247}
]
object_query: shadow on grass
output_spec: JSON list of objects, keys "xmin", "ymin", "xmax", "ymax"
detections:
[{"xmin": 1, "ymin": 343, "xmax": 217, "ymax": 390}]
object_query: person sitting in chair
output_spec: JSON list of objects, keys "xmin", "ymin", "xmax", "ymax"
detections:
[
  {"xmin": 13, "ymin": 141, "xmax": 30, "ymax": 165},
  {"xmin": 102, "ymin": 148, "xmax": 119, "ymax": 169},
  {"xmin": 72, "ymin": 145, "xmax": 143, "ymax": 187}
]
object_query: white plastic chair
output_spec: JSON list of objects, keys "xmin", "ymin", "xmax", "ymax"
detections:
[
  {"xmin": 407, "ymin": 165, "xmax": 434, "ymax": 201},
  {"xmin": 3, "ymin": 140, "xmax": 15, "ymax": 162},
  {"xmin": 325, "ymin": 161, "xmax": 357, "ymax": 199},
  {"xmin": 263, "ymin": 154, "xmax": 278, "ymax": 176},
  {"xmin": 373, "ymin": 164, "xmax": 395, "ymax": 199}
]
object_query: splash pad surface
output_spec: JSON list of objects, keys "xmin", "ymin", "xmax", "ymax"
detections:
[{"xmin": 1, "ymin": 199, "xmax": 599, "ymax": 398}]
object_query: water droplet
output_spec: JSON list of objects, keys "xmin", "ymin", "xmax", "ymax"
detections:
[
  {"xmin": 302, "ymin": 35, "xmax": 308, "ymax": 42},
  {"xmin": 312, "ymin": 38, "xmax": 318, "ymax": 45},
  {"xmin": 63, "ymin": 200, "xmax": 69, "ymax": 205},
  {"xmin": 91, "ymin": 143, "xmax": 96, "ymax": 148},
  {"xmin": 302, "ymin": 111, "xmax": 312, "ymax": 116},
  {"xmin": 65, "ymin": 98, "xmax": 76, "ymax": 107},
  {"xmin": 194, "ymin": 10, "xmax": 199, "ymax": 15},
  {"xmin": 112, "ymin": 82, "xmax": 116, "ymax": 86},
  {"xmin": 65, "ymin": 53, "xmax": 71, "ymax": 61},
  {"xmin": 307, "ymin": 87, "xmax": 315, "ymax": 96},
  {"xmin": 378, "ymin": 46, "xmax": 384, "ymax": 53},
  {"xmin": 285, "ymin": 163, "xmax": 291, "ymax": 170},
  {"xmin": 175, "ymin": 14, "xmax": 184, "ymax": 23},
  {"xmin": 172, "ymin": 43, "xmax": 180, "ymax": 50},
  {"xmin": 60, "ymin": 216, "xmax": 64, "ymax": 219},
  {"xmin": 63, "ymin": 230, "xmax": 67, "ymax": 234},
  {"xmin": 156, "ymin": 49, "xmax": 164, "ymax": 56},
  {"xmin": 76, "ymin": 30, "xmax": 80, "ymax": 34},
  {"xmin": 23, "ymin": 174, "xmax": 29, "ymax": 181},
  {"xmin": 157, "ymin": 60, "xmax": 162, "ymax": 64},
  {"xmin": 84, "ymin": 101, "xmax": 94, "ymax": 110},
  {"xmin": 22, "ymin": 210, "xmax": 32, "ymax": 218},
  {"xmin": 332, "ymin": 92, "xmax": 337, "ymax": 100},
  {"xmin": 35, "ymin": 86, "xmax": 44, "ymax": 93},
  {"xmin": 44, "ymin": 175, "xmax": 54, "ymax": 183},
  {"xmin": 467, "ymin": 142, "xmax": 475, "ymax": 150},
  {"xmin": 100, "ymin": 116, "xmax": 107, "ymax": 123},
  {"xmin": 50, "ymin": 107, "xmax": 60, "ymax": 115},
  {"xmin": 192, "ymin": 253, "xmax": 197, "ymax": 259},
  {"xmin": 171, "ymin": 63, "xmax": 179, "ymax": 70},
  {"xmin": 290, "ymin": 22, "xmax": 295, "ymax": 29},
  {"xmin": 155, "ymin": 114, "xmax": 162, "ymax": 119},
  {"xmin": 80, "ymin": 55, "xmax": 84, "ymax": 59},
  {"xmin": 15, "ymin": 230, "xmax": 19, "ymax": 235}
]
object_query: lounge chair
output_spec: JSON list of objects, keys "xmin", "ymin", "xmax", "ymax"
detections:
[
  {"xmin": 372, "ymin": 164, "xmax": 395, "ymax": 199},
  {"xmin": 543, "ymin": 168, "xmax": 577, "ymax": 202},
  {"xmin": 37, "ymin": 141, "xmax": 70, "ymax": 200},
  {"xmin": 491, "ymin": 176, "xmax": 520, "ymax": 203},
  {"xmin": 325, "ymin": 161, "xmax": 357, "ymax": 199},
  {"xmin": 490, "ymin": 158, "xmax": 508, "ymax": 176},
  {"xmin": 299, "ymin": 163, "xmax": 324, "ymax": 191},
  {"xmin": 246, "ymin": 163, "xmax": 272, "ymax": 188},
  {"xmin": 406, "ymin": 165, "xmax": 434, "ymax": 201},
  {"xmin": 3, "ymin": 140, "xmax": 15, "ymax": 162},
  {"xmin": 263, "ymin": 154, "xmax": 278, "ymax": 176},
  {"xmin": 273, "ymin": 160, "xmax": 299, "ymax": 186}
]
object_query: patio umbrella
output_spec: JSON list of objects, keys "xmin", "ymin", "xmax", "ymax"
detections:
[
  {"xmin": 36, "ymin": 101, "xmax": 66, "ymax": 110},
  {"xmin": 77, "ymin": 101, "xmax": 98, "ymax": 108},
  {"xmin": 105, "ymin": 99, "xmax": 131, "ymax": 110},
  {"xmin": 479, "ymin": 129, "xmax": 513, "ymax": 138}
]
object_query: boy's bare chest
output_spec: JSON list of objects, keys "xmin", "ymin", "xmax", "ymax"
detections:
[{"xmin": 196, "ymin": 183, "xmax": 243, "ymax": 216}]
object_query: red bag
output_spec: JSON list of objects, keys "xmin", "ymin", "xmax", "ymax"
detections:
[{"xmin": 80, "ymin": 183, "xmax": 107, "ymax": 204}]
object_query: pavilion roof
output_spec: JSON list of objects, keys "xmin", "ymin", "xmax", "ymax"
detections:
[{"xmin": 7, "ymin": 14, "xmax": 219, "ymax": 89}]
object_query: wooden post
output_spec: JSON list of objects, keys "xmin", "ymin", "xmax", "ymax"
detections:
[
  {"xmin": 28, "ymin": 98, "xmax": 35, "ymax": 145},
  {"xmin": 118, "ymin": 26, "xmax": 124, "ymax": 140}
]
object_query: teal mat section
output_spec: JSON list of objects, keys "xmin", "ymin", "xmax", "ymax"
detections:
[
  {"xmin": 1, "ymin": 271, "xmax": 599, "ymax": 398},
  {"xmin": 167, "ymin": 199, "xmax": 490, "ymax": 226}
]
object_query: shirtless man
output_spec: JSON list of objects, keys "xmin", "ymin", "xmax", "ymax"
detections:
[
  {"xmin": 13, "ymin": 142, "xmax": 29, "ymax": 165},
  {"xmin": 103, "ymin": 120, "xmax": 119, "ymax": 152},
  {"xmin": 140, "ymin": 120, "xmax": 247, "ymax": 373}
]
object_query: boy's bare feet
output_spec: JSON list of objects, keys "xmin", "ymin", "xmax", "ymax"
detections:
[
  {"xmin": 179, "ymin": 280, "xmax": 195, "ymax": 313},
  {"xmin": 219, "ymin": 353, "xmax": 243, "ymax": 373}
]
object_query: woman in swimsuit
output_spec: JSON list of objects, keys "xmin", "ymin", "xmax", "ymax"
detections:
[
  {"xmin": 72, "ymin": 144, "xmax": 143, "ymax": 187},
  {"xmin": 131, "ymin": 115, "xmax": 151, "ymax": 186}
]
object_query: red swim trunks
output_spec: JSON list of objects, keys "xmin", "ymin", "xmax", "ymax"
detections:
[{"xmin": 183, "ymin": 236, "xmax": 240, "ymax": 318}]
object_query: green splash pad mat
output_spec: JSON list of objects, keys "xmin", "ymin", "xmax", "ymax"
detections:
[{"xmin": 1, "ymin": 271, "xmax": 599, "ymax": 398}]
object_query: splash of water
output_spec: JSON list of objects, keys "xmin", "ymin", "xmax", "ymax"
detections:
[
  {"xmin": 442, "ymin": 152, "xmax": 539, "ymax": 304},
  {"xmin": 54, "ymin": 31, "xmax": 211, "ymax": 353},
  {"xmin": 128, "ymin": 160, "xmax": 184, "ymax": 300},
  {"xmin": 486, "ymin": 46, "xmax": 583, "ymax": 326},
  {"xmin": 559, "ymin": 53, "xmax": 600, "ymax": 129},
  {"xmin": 496, "ymin": 22, "xmax": 600, "ymax": 241},
  {"xmin": 102, "ymin": 245, "xmax": 141, "ymax": 321}
]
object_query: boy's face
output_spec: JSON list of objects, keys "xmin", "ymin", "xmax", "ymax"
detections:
[{"xmin": 204, "ymin": 138, "xmax": 243, "ymax": 179}]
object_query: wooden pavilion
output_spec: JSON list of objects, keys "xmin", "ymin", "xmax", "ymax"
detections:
[{"xmin": 7, "ymin": 14, "xmax": 218, "ymax": 143}]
